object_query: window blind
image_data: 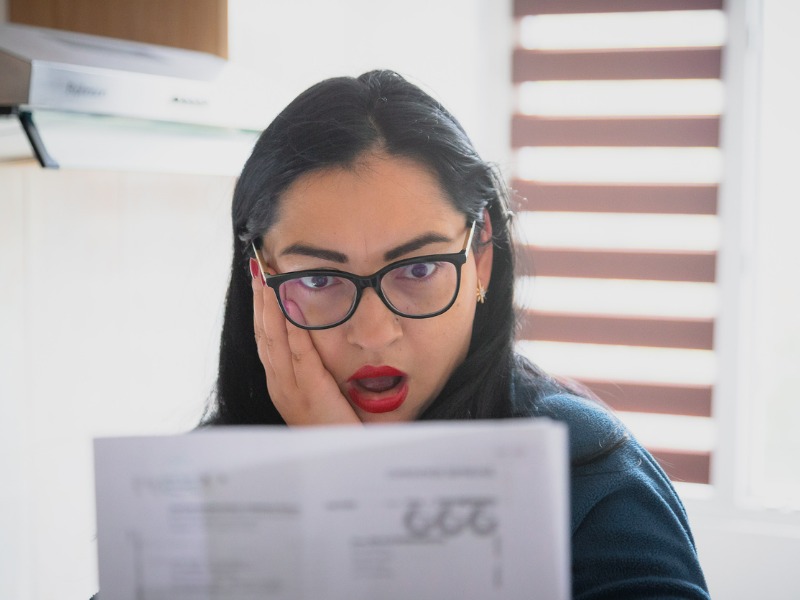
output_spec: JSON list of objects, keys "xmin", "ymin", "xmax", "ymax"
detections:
[{"xmin": 511, "ymin": 0, "xmax": 726, "ymax": 485}]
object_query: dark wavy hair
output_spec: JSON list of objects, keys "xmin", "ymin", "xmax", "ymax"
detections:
[{"xmin": 203, "ymin": 69, "xmax": 556, "ymax": 425}]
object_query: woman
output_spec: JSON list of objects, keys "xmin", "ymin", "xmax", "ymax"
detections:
[{"xmin": 205, "ymin": 69, "xmax": 710, "ymax": 598}]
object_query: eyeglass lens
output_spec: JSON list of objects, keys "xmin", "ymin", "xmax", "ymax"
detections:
[{"xmin": 277, "ymin": 260, "xmax": 459, "ymax": 328}]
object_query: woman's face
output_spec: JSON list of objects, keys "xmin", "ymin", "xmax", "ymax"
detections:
[{"xmin": 260, "ymin": 152, "xmax": 493, "ymax": 423}]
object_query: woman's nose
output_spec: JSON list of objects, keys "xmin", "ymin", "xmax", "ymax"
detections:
[{"xmin": 345, "ymin": 288, "xmax": 402, "ymax": 350}]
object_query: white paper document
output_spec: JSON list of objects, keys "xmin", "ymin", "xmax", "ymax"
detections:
[{"xmin": 94, "ymin": 420, "xmax": 569, "ymax": 600}]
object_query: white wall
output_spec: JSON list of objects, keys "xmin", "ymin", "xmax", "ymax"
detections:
[
  {"xmin": 0, "ymin": 167, "xmax": 235, "ymax": 599},
  {"xmin": 0, "ymin": 2, "xmax": 512, "ymax": 598},
  {"xmin": 688, "ymin": 506, "xmax": 800, "ymax": 599},
  {"xmin": 227, "ymin": 0, "xmax": 513, "ymax": 170}
]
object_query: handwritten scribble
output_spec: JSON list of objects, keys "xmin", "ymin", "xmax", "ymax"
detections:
[{"xmin": 403, "ymin": 498, "xmax": 498, "ymax": 539}]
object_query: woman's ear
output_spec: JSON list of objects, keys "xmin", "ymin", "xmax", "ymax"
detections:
[{"xmin": 475, "ymin": 208, "xmax": 494, "ymax": 291}]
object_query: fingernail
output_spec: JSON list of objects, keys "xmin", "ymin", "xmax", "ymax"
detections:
[{"xmin": 249, "ymin": 258, "xmax": 262, "ymax": 282}]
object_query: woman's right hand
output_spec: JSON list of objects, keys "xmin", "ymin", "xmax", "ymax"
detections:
[{"xmin": 251, "ymin": 262, "xmax": 362, "ymax": 427}]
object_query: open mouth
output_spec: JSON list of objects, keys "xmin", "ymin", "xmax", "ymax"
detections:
[
  {"xmin": 347, "ymin": 366, "xmax": 409, "ymax": 414},
  {"xmin": 355, "ymin": 375, "xmax": 403, "ymax": 393}
]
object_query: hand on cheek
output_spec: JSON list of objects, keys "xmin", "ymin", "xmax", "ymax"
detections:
[{"xmin": 250, "ymin": 265, "xmax": 361, "ymax": 426}]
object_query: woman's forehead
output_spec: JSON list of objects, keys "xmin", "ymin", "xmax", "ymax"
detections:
[
  {"xmin": 263, "ymin": 154, "xmax": 465, "ymax": 259},
  {"xmin": 283, "ymin": 154, "xmax": 450, "ymax": 212}
]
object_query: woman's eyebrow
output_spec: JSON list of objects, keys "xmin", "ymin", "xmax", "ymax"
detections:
[
  {"xmin": 280, "ymin": 244, "xmax": 348, "ymax": 263},
  {"xmin": 384, "ymin": 232, "xmax": 452, "ymax": 261},
  {"xmin": 279, "ymin": 232, "xmax": 452, "ymax": 265}
]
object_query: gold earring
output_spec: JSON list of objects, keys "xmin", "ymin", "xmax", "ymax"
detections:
[{"xmin": 476, "ymin": 278, "xmax": 487, "ymax": 304}]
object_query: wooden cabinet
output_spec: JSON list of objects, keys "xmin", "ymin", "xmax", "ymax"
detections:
[{"xmin": 7, "ymin": 0, "xmax": 228, "ymax": 57}]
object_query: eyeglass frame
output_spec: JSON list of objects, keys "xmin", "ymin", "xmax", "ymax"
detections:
[{"xmin": 251, "ymin": 221, "xmax": 476, "ymax": 330}]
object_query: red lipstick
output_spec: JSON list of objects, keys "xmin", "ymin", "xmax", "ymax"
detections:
[{"xmin": 347, "ymin": 366, "xmax": 408, "ymax": 414}]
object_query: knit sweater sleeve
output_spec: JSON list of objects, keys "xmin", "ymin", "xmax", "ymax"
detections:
[{"xmin": 532, "ymin": 391, "xmax": 710, "ymax": 599}]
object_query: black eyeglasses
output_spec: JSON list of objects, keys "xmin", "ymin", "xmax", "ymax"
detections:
[{"xmin": 252, "ymin": 222, "xmax": 475, "ymax": 330}]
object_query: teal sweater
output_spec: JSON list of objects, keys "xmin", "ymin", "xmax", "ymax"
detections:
[{"xmin": 514, "ymin": 373, "xmax": 710, "ymax": 599}]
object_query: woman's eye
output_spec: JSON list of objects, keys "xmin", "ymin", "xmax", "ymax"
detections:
[
  {"xmin": 298, "ymin": 275, "xmax": 337, "ymax": 289},
  {"xmin": 402, "ymin": 262, "xmax": 437, "ymax": 279}
]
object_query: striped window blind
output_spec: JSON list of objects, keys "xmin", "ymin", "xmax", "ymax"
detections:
[{"xmin": 511, "ymin": 0, "xmax": 726, "ymax": 485}]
